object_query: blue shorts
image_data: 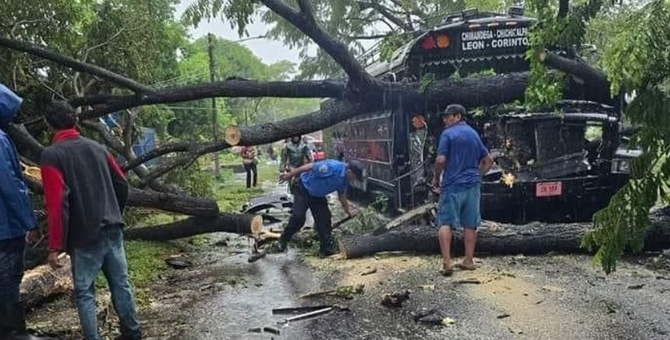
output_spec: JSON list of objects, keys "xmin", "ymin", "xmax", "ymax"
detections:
[{"xmin": 437, "ymin": 183, "xmax": 481, "ymax": 229}]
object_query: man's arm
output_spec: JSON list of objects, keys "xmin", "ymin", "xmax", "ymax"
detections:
[
  {"xmin": 106, "ymin": 153, "xmax": 129, "ymax": 212},
  {"xmin": 477, "ymin": 137, "xmax": 494, "ymax": 177},
  {"xmin": 432, "ymin": 132, "xmax": 449, "ymax": 189},
  {"xmin": 479, "ymin": 154, "xmax": 494, "ymax": 176},
  {"xmin": 40, "ymin": 151, "xmax": 69, "ymax": 253},
  {"xmin": 337, "ymin": 190, "xmax": 353, "ymax": 216},
  {"xmin": 286, "ymin": 162, "xmax": 313, "ymax": 178}
]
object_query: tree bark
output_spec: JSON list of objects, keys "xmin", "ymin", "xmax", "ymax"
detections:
[
  {"xmin": 126, "ymin": 187, "xmax": 219, "ymax": 217},
  {"xmin": 124, "ymin": 214, "xmax": 264, "ymax": 241},
  {"xmin": 339, "ymin": 208, "xmax": 670, "ymax": 259},
  {"xmin": 20, "ymin": 261, "xmax": 72, "ymax": 309}
]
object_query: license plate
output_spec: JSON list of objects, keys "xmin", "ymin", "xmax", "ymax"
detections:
[{"xmin": 535, "ymin": 182, "xmax": 563, "ymax": 197}]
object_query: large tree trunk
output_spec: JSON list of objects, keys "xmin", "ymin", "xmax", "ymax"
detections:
[
  {"xmin": 339, "ymin": 208, "xmax": 670, "ymax": 259},
  {"xmin": 126, "ymin": 187, "xmax": 219, "ymax": 217},
  {"xmin": 20, "ymin": 260, "xmax": 72, "ymax": 309},
  {"xmin": 124, "ymin": 213, "xmax": 263, "ymax": 241}
]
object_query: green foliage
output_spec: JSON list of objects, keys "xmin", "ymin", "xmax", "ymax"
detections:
[
  {"xmin": 1, "ymin": 0, "xmax": 185, "ymax": 124},
  {"xmin": 163, "ymin": 161, "xmax": 216, "ymax": 199},
  {"xmin": 582, "ymin": 0, "xmax": 670, "ymax": 274},
  {"xmin": 420, "ymin": 73, "xmax": 436, "ymax": 93},
  {"xmin": 524, "ymin": 0, "xmax": 603, "ymax": 108},
  {"xmin": 378, "ymin": 33, "xmax": 413, "ymax": 62}
]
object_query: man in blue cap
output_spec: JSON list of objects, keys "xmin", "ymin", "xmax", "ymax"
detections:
[
  {"xmin": 432, "ymin": 104, "xmax": 493, "ymax": 276},
  {"xmin": 0, "ymin": 83, "xmax": 54, "ymax": 340},
  {"xmin": 276, "ymin": 158, "xmax": 363, "ymax": 257}
]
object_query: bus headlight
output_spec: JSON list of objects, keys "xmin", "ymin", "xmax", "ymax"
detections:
[{"xmin": 611, "ymin": 158, "xmax": 630, "ymax": 173}]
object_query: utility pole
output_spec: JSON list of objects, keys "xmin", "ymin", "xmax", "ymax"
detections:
[{"xmin": 208, "ymin": 33, "xmax": 220, "ymax": 177}]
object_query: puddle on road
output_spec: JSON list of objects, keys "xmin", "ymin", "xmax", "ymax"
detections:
[{"xmin": 177, "ymin": 249, "xmax": 326, "ymax": 340}]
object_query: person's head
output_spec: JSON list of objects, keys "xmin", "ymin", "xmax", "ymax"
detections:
[
  {"xmin": 45, "ymin": 100, "xmax": 78, "ymax": 131},
  {"xmin": 291, "ymin": 135, "xmax": 302, "ymax": 144},
  {"xmin": 346, "ymin": 160, "xmax": 364, "ymax": 183},
  {"xmin": 441, "ymin": 104, "xmax": 467, "ymax": 128},
  {"xmin": 0, "ymin": 83, "xmax": 23, "ymax": 127}
]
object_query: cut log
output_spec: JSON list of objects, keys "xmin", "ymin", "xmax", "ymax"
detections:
[
  {"xmin": 20, "ymin": 259, "xmax": 72, "ymax": 309},
  {"xmin": 224, "ymin": 126, "xmax": 242, "ymax": 146},
  {"xmin": 372, "ymin": 203, "xmax": 436, "ymax": 235},
  {"xmin": 124, "ymin": 213, "xmax": 263, "ymax": 241},
  {"xmin": 339, "ymin": 207, "xmax": 670, "ymax": 259}
]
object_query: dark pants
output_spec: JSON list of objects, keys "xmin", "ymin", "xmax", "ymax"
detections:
[
  {"xmin": 0, "ymin": 236, "xmax": 25, "ymax": 304},
  {"xmin": 71, "ymin": 225, "xmax": 141, "ymax": 340},
  {"xmin": 244, "ymin": 162, "xmax": 257, "ymax": 188},
  {"xmin": 280, "ymin": 182, "xmax": 334, "ymax": 254}
]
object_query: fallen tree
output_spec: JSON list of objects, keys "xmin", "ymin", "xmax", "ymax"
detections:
[
  {"xmin": 20, "ymin": 260, "xmax": 72, "ymax": 310},
  {"xmin": 124, "ymin": 214, "xmax": 263, "ymax": 241},
  {"xmin": 338, "ymin": 207, "xmax": 670, "ymax": 259}
]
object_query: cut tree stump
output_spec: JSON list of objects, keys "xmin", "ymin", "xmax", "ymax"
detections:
[
  {"xmin": 339, "ymin": 207, "xmax": 670, "ymax": 259},
  {"xmin": 124, "ymin": 214, "xmax": 263, "ymax": 241},
  {"xmin": 224, "ymin": 126, "xmax": 242, "ymax": 146},
  {"xmin": 20, "ymin": 259, "xmax": 72, "ymax": 309}
]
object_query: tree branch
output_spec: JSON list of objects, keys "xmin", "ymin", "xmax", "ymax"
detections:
[
  {"xmin": 357, "ymin": 1, "xmax": 413, "ymax": 32},
  {"xmin": 0, "ymin": 37, "xmax": 154, "ymax": 93},
  {"xmin": 558, "ymin": 0, "xmax": 570, "ymax": 18},
  {"xmin": 80, "ymin": 120, "xmax": 182, "ymax": 194},
  {"xmin": 346, "ymin": 33, "xmax": 392, "ymax": 40},
  {"xmin": 260, "ymin": 0, "xmax": 380, "ymax": 90},
  {"xmin": 75, "ymin": 79, "xmax": 346, "ymax": 122}
]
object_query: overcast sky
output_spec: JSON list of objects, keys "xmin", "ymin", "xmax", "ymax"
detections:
[{"xmin": 175, "ymin": 1, "xmax": 303, "ymax": 65}]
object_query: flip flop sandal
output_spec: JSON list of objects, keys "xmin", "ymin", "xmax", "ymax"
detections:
[
  {"xmin": 440, "ymin": 267, "xmax": 454, "ymax": 276},
  {"xmin": 456, "ymin": 263, "xmax": 478, "ymax": 271}
]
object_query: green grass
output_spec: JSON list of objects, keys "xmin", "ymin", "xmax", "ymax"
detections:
[{"xmin": 215, "ymin": 163, "xmax": 278, "ymax": 212}]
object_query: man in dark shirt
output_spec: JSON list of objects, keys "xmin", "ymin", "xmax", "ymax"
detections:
[
  {"xmin": 41, "ymin": 101, "xmax": 141, "ymax": 340},
  {"xmin": 276, "ymin": 159, "xmax": 362, "ymax": 257},
  {"xmin": 432, "ymin": 104, "xmax": 493, "ymax": 276},
  {"xmin": 0, "ymin": 83, "xmax": 53, "ymax": 340}
]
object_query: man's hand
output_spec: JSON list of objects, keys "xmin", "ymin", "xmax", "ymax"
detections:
[
  {"xmin": 48, "ymin": 251, "xmax": 64, "ymax": 269},
  {"xmin": 279, "ymin": 171, "xmax": 293, "ymax": 184},
  {"xmin": 26, "ymin": 230, "xmax": 41, "ymax": 246},
  {"xmin": 430, "ymin": 179, "xmax": 441, "ymax": 194},
  {"xmin": 345, "ymin": 207, "xmax": 357, "ymax": 218}
]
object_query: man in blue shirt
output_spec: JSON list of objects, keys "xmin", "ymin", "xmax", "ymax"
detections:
[
  {"xmin": 431, "ymin": 104, "xmax": 493, "ymax": 276},
  {"xmin": 276, "ymin": 159, "xmax": 363, "ymax": 257},
  {"xmin": 0, "ymin": 83, "xmax": 53, "ymax": 340}
]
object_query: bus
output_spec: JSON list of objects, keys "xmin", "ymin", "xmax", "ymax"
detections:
[{"xmin": 323, "ymin": 7, "xmax": 638, "ymax": 224}]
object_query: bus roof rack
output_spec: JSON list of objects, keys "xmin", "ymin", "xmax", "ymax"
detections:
[{"xmin": 508, "ymin": 5, "xmax": 525, "ymax": 17}]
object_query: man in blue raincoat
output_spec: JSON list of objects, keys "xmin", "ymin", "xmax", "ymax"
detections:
[{"xmin": 0, "ymin": 83, "xmax": 54, "ymax": 339}]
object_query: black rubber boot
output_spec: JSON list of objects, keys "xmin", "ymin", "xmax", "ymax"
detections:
[{"xmin": 0, "ymin": 303, "xmax": 57, "ymax": 340}]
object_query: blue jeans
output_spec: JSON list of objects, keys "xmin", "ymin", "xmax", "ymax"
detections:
[
  {"xmin": 0, "ymin": 236, "xmax": 25, "ymax": 304},
  {"xmin": 71, "ymin": 225, "xmax": 141, "ymax": 340},
  {"xmin": 438, "ymin": 183, "xmax": 482, "ymax": 229}
]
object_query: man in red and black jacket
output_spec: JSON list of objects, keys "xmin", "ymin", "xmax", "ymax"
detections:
[{"xmin": 41, "ymin": 101, "xmax": 141, "ymax": 340}]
